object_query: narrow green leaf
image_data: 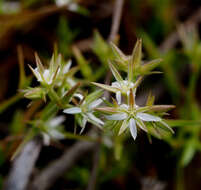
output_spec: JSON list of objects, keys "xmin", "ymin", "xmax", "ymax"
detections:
[
  {"xmin": 140, "ymin": 58, "xmax": 162, "ymax": 74},
  {"xmin": 35, "ymin": 52, "xmax": 44, "ymax": 74},
  {"xmin": 133, "ymin": 76, "xmax": 143, "ymax": 89},
  {"xmin": 91, "ymin": 82, "xmax": 119, "ymax": 93},
  {"xmin": 166, "ymin": 119, "xmax": 201, "ymax": 127},
  {"xmin": 95, "ymin": 107, "xmax": 118, "ymax": 114},
  {"xmin": 84, "ymin": 89, "xmax": 103, "ymax": 105},
  {"xmin": 108, "ymin": 61, "xmax": 123, "ymax": 82},
  {"xmin": 180, "ymin": 139, "xmax": 196, "ymax": 167},
  {"xmin": 72, "ymin": 46, "xmax": 93, "ymax": 79},
  {"xmin": 63, "ymin": 82, "xmax": 81, "ymax": 103},
  {"xmin": 17, "ymin": 46, "xmax": 26, "ymax": 89},
  {"xmin": 128, "ymin": 39, "xmax": 142, "ymax": 81},
  {"xmin": 146, "ymin": 92, "xmax": 155, "ymax": 106},
  {"xmin": 110, "ymin": 42, "xmax": 127, "ymax": 61}
]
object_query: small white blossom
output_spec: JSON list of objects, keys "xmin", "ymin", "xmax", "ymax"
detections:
[
  {"xmin": 97, "ymin": 90, "xmax": 174, "ymax": 140},
  {"xmin": 43, "ymin": 116, "xmax": 65, "ymax": 145},
  {"xmin": 63, "ymin": 92, "xmax": 104, "ymax": 133}
]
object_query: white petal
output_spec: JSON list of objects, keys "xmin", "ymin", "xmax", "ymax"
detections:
[
  {"xmin": 42, "ymin": 133, "xmax": 50, "ymax": 146},
  {"xmin": 56, "ymin": 0, "xmax": 70, "ymax": 6},
  {"xmin": 118, "ymin": 119, "xmax": 128, "ymax": 135},
  {"xmin": 43, "ymin": 69, "xmax": 51, "ymax": 83},
  {"xmin": 87, "ymin": 113, "xmax": 104, "ymax": 125},
  {"xmin": 63, "ymin": 60, "xmax": 72, "ymax": 74},
  {"xmin": 116, "ymin": 91, "xmax": 121, "ymax": 105},
  {"xmin": 136, "ymin": 113, "xmax": 161, "ymax": 122},
  {"xmin": 120, "ymin": 104, "xmax": 129, "ymax": 110},
  {"xmin": 67, "ymin": 78, "xmax": 76, "ymax": 86},
  {"xmin": 129, "ymin": 118, "xmax": 137, "ymax": 140},
  {"xmin": 111, "ymin": 81, "xmax": 121, "ymax": 88},
  {"xmin": 81, "ymin": 117, "xmax": 87, "ymax": 128},
  {"xmin": 49, "ymin": 129, "xmax": 65, "ymax": 140},
  {"xmin": 34, "ymin": 68, "xmax": 42, "ymax": 81},
  {"xmin": 80, "ymin": 116, "xmax": 87, "ymax": 134},
  {"xmin": 49, "ymin": 116, "xmax": 65, "ymax": 128},
  {"xmin": 68, "ymin": 3, "xmax": 78, "ymax": 11},
  {"xmin": 63, "ymin": 107, "xmax": 82, "ymax": 114},
  {"xmin": 105, "ymin": 113, "xmax": 127, "ymax": 120},
  {"xmin": 88, "ymin": 99, "xmax": 103, "ymax": 110}
]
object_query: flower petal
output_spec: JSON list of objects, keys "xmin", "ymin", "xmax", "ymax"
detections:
[
  {"xmin": 87, "ymin": 113, "xmax": 104, "ymax": 125},
  {"xmin": 63, "ymin": 60, "xmax": 72, "ymax": 74},
  {"xmin": 49, "ymin": 129, "xmax": 65, "ymax": 140},
  {"xmin": 30, "ymin": 67, "xmax": 42, "ymax": 82},
  {"xmin": 43, "ymin": 69, "xmax": 52, "ymax": 84},
  {"xmin": 88, "ymin": 99, "xmax": 103, "ymax": 110},
  {"xmin": 49, "ymin": 116, "xmax": 65, "ymax": 128},
  {"xmin": 136, "ymin": 113, "xmax": 161, "ymax": 122},
  {"xmin": 81, "ymin": 117, "xmax": 87, "ymax": 128},
  {"xmin": 116, "ymin": 91, "xmax": 121, "ymax": 105},
  {"xmin": 42, "ymin": 133, "xmax": 50, "ymax": 146},
  {"xmin": 111, "ymin": 81, "xmax": 121, "ymax": 88},
  {"xmin": 105, "ymin": 113, "xmax": 127, "ymax": 120},
  {"xmin": 63, "ymin": 107, "xmax": 82, "ymax": 114},
  {"xmin": 118, "ymin": 119, "xmax": 128, "ymax": 135},
  {"xmin": 129, "ymin": 118, "xmax": 137, "ymax": 140}
]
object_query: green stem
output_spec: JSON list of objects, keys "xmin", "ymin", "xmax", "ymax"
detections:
[
  {"xmin": 0, "ymin": 93, "xmax": 22, "ymax": 114},
  {"xmin": 48, "ymin": 88, "xmax": 63, "ymax": 108}
]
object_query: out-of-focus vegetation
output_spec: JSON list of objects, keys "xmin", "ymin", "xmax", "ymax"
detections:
[{"xmin": 1, "ymin": 0, "xmax": 201, "ymax": 190}]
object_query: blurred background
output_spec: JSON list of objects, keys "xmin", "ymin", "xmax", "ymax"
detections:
[{"xmin": 1, "ymin": 0, "xmax": 201, "ymax": 189}]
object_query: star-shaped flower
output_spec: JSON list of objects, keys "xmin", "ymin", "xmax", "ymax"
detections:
[
  {"xmin": 63, "ymin": 90, "xmax": 104, "ymax": 133},
  {"xmin": 92, "ymin": 39, "xmax": 144, "ymax": 104},
  {"xmin": 29, "ymin": 53, "xmax": 75, "ymax": 87},
  {"xmin": 96, "ymin": 89, "xmax": 174, "ymax": 140},
  {"xmin": 42, "ymin": 116, "xmax": 66, "ymax": 145}
]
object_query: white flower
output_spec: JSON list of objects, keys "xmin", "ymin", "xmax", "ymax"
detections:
[
  {"xmin": 43, "ymin": 116, "xmax": 65, "ymax": 145},
  {"xmin": 111, "ymin": 80, "xmax": 136, "ymax": 104},
  {"xmin": 97, "ymin": 90, "xmax": 174, "ymax": 141},
  {"xmin": 55, "ymin": 0, "xmax": 78, "ymax": 12},
  {"xmin": 63, "ymin": 93, "xmax": 104, "ymax": 133},
  {"xmin": 56, "ymin": 0, "xmax": 71, "ymax": 6},
  {"xmin": 92, "ymin": 61, "xmax": 143, "ymax": 105},
  {"xmin": 33, "ymin": 68, "xmax": 55, "ymax": 85}
]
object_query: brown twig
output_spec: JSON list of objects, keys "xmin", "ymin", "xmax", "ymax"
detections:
[
  {"xmin": 104, "ymin": 0, "xmax": 125, "ymax": 99},
  {"xmin": 108, "ymin": 0, "xmax": 125, "ymax": 42},
  {"xmin": 86, "ymin": 142, "xmax": 101, "ymax": 190}
]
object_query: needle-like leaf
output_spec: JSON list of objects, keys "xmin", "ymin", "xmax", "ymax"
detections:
[
  {"xmin": 108, "ymin": 61, "xmax": 123, "ymax": 82},
  {"xmin": 128, "ymin": 39, "xmax": 142, "ymax": 81},
  {"xmin": 91, "ymin": 82, "xmax": 119, "ymax": 93}
]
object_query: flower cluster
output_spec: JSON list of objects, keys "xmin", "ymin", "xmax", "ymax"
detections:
[
  {"xmin": 92, "ymin": 39, "xmax": 174, "ymax": 140},
  {"xmin": 24, "ymin": 39, "xmax": 174, "ymax": 144}
]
